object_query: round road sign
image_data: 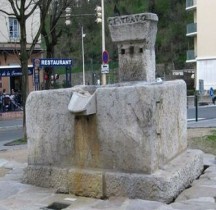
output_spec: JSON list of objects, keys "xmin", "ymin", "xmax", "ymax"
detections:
[{"xmin": 102, "ymin": 50, "xmax": 109, "ymax": 64}]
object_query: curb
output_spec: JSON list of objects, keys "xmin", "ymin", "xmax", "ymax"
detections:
[
  {"xmin": 0, "ymin": 111, "xmax": 23, "ymax": 120},
  {"xmin": 0, "ymin": 125, "xmax": 22, "ymax": 131}
]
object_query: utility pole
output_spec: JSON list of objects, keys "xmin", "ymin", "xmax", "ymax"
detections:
[
  {"xmin": 101, "ymin": 0, "xmax": 106, "ymax": 85},
  {"xmin": 82, "ymin": 26, "xmax": 86, "ymax": 85},
  {"xmin": 95, "ymin": 2, "xmax": 106, "ymax": 85}
]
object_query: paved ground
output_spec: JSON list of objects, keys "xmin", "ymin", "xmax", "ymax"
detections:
[
  {"xmin": 0, "ymin": 146, "xmax": 216, "ymax": 210},
  {"xmin": 0, "ymin": 119, "xmax": 216, "ymax": 209},
  {"xmin": 188, "ymin": 118, "xmax": 216, "ymax": 128}
]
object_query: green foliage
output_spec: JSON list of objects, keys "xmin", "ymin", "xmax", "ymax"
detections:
[
  {"xmin": 189, "ymin": 129, "xmax": 216, "ymax": 156},
  {"xmin": 204, "ymin": 130, "xmax": 216, "ymax": 142}
]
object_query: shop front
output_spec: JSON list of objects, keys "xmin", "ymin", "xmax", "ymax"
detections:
[{"xmin": 0, "ymin": 65, "xmax": 34, "ymax": 94}]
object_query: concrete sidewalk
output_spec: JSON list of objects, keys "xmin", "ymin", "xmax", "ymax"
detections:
[{"xmin": 188, "ymin": 118, "xmax": 216, "ymax": 128}]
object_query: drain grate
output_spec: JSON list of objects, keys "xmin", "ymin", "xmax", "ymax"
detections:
[{"xmin": 41, "ymin": 202, "xmax": 70, "ymax": 210}]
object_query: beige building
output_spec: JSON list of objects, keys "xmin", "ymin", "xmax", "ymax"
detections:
[
  {"xmin": 0, "ymin": 0, "xmax": 42, "ymax": 95},
  {"xmin": 186, "ymin": 0, "xmax": 216, "ymax": 91}
]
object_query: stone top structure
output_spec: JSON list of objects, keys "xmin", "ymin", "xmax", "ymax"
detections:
[
  {"xmin": 108, "ymin": 13, "xmax": 158, "ymax": 82},
  {"xmin": 108, "ymin": 13, "xmax": 158, "ymax": 42}
]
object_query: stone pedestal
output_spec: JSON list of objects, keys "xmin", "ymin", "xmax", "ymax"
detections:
[{"xmin": 24, "ymin": 81, "xmax": 203, "ymax": 203}]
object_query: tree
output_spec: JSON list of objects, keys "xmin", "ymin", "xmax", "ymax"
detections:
[
  {"xmin": 41, "ymin": 0, "xmax": 75, "ymax": 89},
  {"xmin": 0, "ymin": 0, "xmax": 52, "ymax": 140}
]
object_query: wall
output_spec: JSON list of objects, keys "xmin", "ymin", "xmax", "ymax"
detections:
[{"xmin": 197, "ymin": 0, "xmax": 216, "ymax": 58}]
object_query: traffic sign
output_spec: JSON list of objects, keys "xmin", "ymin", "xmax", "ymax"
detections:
[
  {"xmin": 101, "ymin": 64, "xmax": 109, "ymax": 74},
  {"xmin": 102, "ymin": 50, "xmax": 109, "ymax": 64},
  {"xmin": 34, "ymin": 58, "xmax": 40, "ymax": 68},
  {"xmin": 210, "ymin": 87, "xmax": 214, "ymax": 97}
]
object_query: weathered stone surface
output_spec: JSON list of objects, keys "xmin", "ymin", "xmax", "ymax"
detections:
[
  {"xmin": 108, "ymin": 13, "xmax": 158, "ymax": 82},
  {"xmin": 26, "ymin": 88, "xmax": 75, "ymax": 166},
  {"xmin": 26, "ymin": 81, "xmax": 187, "ymax": 174},
  {"xmin": 68, "ymin": 169, "xmax": 104, "ymax": 198},
  {"xmin": 175, "ymin": 165, "xmax": 216, "ymax": 202},
  {"xmin": 108, "ymin": 13, "xmax": 158, "ymax": 43},
  {"xmin": 25, "ymin": 80, "xmax": 203, "ymax": 202},
  {"xmin": 96, "ymin": 80, "xmax": 187, "ymax": 173},
  {"xmin": 24, "ymin": 11, "xmax": 204, "ymax": 203},
  {"xmin": 23, "ymin": 165, "xmax": 69, "ymax": 192},
  {"xmin": 104, "ymin": 149, "xmax": 203, "ymax": 203},
  {"xmin": 24, "ymin": 149, "xmax": 203, "ymax": 203}
]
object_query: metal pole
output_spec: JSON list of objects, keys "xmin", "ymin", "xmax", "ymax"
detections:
[
  {"xmin": 195, "ymin": 93, "xmax": 198, "ymax": 122},
  {"xmin": 82, "ymin": 26, "xmax": 85, "ymax": 85},
  {"xmin": 101, "ymin": 0, "xmax": 106, "ymax": 85}
]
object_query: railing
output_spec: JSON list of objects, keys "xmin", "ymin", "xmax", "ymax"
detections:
[
  {"xmin": 186, "ymin": 23, "xmax": 197, "ymax": 35},
  {"xmin": 186, "ymin": 0, "xmax": 197, "ymax": 9},
  {"xmin": 187, "ymin": 50, "xmax": 196, "ymax": 61}
]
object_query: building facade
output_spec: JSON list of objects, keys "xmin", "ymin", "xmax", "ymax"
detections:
[
  {"xmin": 186, "ymin": 0, "xmax": 216, "ymax": 91},
  {"xmin": 0, "ymin": 0, "xmax": 42, "ymax": 95}
]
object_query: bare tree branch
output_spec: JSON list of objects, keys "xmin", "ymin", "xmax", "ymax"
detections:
[
  {"xmin": 56, "ymin": 29, "xmax": 62, "ymax": 40},
  {"xmin": 0, "ymin": 9, "xmax": 15, "ymax": 16},
  {"xmin": 15, "ymin": 0, "xmax": 20, "ymax": 10},
  {"xmin": 8, "ymin": 0, "xmax": 20, "ymax": 17},
  {"xmin": 25, "ymin": 0, "xmax": 42, "ymax": 19},
  {"xmin": 24, "ymin": 0, "xmax": 35, "ymax": 11}
]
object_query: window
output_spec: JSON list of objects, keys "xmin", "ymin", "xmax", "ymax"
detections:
[{"xmin": 9, "ymin": 17, "xmax": 20, "ymax": 39}]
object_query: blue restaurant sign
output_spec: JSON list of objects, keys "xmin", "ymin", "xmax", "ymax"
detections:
[
  {"xmin": 39, "ymin": 59, "xmax": 72, "ymax": 67},
  {"xmin": 0, "ymin": 65, "xmax": 33, "ymax": 77}
]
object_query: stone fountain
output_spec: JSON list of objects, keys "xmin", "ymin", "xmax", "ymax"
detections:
[{"xmin": 25, "ymin": 13, "xmax": 203, "ymax": 203}]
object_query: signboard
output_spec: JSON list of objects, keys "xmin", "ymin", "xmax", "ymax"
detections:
[
  {"xmin": 0, "ymin": 65, "xmax": 33, "ymax": 77},
  {"xmin": 102, "ymin": 51, "xmax": 109, "ymax": 64},
  {"xmin": 39, "ymin": 58, "xmax": 72, "ymax": 67},
  {"xmin": 34, "ymin": 58, "xmax": 40, "ymax": 67},
  {"xmin": 101, "ymin": 64, "xmax": 109, "ymax": 74},
  {"xmin": 210, "ymin": 87, "xmax": 214, "ymax": 97}
]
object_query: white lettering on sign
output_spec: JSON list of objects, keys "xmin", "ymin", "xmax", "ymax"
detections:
[
  {"xmin": 109, "ymin": 14, "xmax": 147, "ymax": 26},
  {"xmin": 40, "ymin": 59, "xmax": 72, "ymax": 67}
]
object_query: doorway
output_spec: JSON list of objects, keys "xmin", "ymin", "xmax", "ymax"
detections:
[{"xmin": 10, "ymin": 76, "xmax": 22, "ymax": 93}]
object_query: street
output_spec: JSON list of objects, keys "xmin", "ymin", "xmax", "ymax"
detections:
[
  {"xmin": 187, "ymin": 104, "xmax": 216, "ymax": 121},
  {"xmin": 0, "ymin": 118, "xmax": 23, "ymax": 142}
]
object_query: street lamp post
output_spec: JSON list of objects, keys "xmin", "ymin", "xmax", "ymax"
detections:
[
  {"xmin": 101, "ymin": 0, "xmax": 106, "ymax": 85},
  {"xmin": 81, "ymin": 26, "xmax": 86, "ymax": 85}
]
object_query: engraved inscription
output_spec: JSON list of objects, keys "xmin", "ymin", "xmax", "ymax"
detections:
[{"xmin": 109, "ymin": 14, "xmax": 147, "ymax": 26}]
